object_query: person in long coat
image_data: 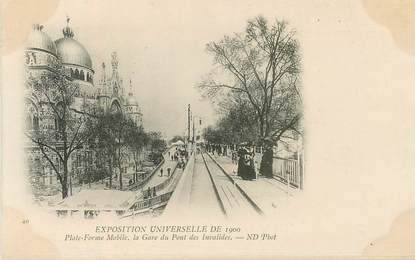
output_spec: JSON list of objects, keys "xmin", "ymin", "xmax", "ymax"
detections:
[
  {"xmin": 237, "ymin": 147, "xmax": 248, "ymax": 179},
  {"xmin": 247, "ymin": 154, "xmax": 257, "ymax": 180}
]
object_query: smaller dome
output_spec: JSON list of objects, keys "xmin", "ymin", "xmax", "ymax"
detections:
[
  {"xmin": 26, "ymin": 24, "xmax": 57, "ymax": 55},
  {"xmin": 126, "ymin": 94, "xmax": 139, "ymax": 106}
]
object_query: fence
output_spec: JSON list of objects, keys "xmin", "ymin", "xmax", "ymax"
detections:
[
  {"xmin": 128, "ymin": 158, "xmax": 165, "ymax": 191},
  {"xmin": 127, "ymin": 149, "xmax": 191, "ymax": 214},
  {"xmin": 153, "ymin": 162, "xmax": 179, "ymax": 193},
  {"xmin": 129, "ymin": 191, "xmax": 173, "ymax": 211},
  {"xmin": 272, "ymin": 155, "xmax": 304, "ymax": 189}
]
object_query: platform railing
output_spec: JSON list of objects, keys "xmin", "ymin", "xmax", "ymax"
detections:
[
  {"xmin": 152, "ymin": 162, "xmax": 179, "ymax": 193},
  {"xmin": 272, "ymin": 155, "xmax": 303, "ymax": 189},
  {"xmin": 128, "ymin": 191, "xmax": 173, "ymax": 212},
  {"xmin": 127, "ymin": 149, "xmax": 192, "ymax": 214},
  {"xmin": 128, "ymin": 158, "xmax": 165, "ymax": 191}
]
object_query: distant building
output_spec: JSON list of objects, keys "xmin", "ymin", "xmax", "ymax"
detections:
[{"xmin": 193, "ymin": 116, "xmax": 205, "ymax": 144}]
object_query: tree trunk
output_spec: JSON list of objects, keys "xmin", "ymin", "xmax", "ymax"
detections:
[
  {"xmin": 62, "ymin": 163, "xmax": 69, "ymax": 199},
  {"xmin": 61, "ymin": 182, "xmax": 68, "ymax": 199},
  {"xmin": 108, "ymin": 158, "xmax": 112, "ymax": 189},
  {"xmin": 119, "ymin": 164, "xmax": 123, "ymax": 190},
  {"xmin": 260, "ymin": 145, "xmax": 274, "ymax": 178}
]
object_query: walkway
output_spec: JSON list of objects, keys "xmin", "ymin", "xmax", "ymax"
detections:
[
  {"xmin": 188, "ymin": 154, "xmax": 224, "ymax": 219},
  {"xmin": 142, "ymin": 146, "xmax": 178, "ymax": 189},
  {"xmin": 209, "ymin": 154, "xmax": 298, "ymax": 215}
]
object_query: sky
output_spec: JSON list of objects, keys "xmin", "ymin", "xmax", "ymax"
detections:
[
  {"xmin": 39, "ymin": 0, "xmax": 279, "ymax": 139},
  {"xmin": 36, "ymin": 0, "xmax": 329, "ymax": 140}
]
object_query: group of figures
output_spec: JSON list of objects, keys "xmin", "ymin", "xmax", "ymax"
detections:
[
  {"xmin": 235, "ymin": 147, "xmax": 257, "ymax": 181},
  {"xmin": 206, "ymin": 143, "xmax": 257, "ymax": 181},
  {"xmin": 169, "ymin": 147, "xmax": 188, "ymax": 169}
]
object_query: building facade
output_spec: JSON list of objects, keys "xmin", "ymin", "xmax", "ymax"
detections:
[{"xmin": 24, "ymin": 21, "xmax": 142, "ymax": 198}]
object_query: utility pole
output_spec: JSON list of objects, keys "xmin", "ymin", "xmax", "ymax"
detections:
[
  {"xmin": 192, "ymin": 115, "xmax": 195, "ymax": 143},
  {"xmin": 187, "ymin": 104, "xmax": 191, "ymax": 143}
]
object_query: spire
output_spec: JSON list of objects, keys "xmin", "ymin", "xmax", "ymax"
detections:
[
  {"xmin": 100, "ymin": 62, "xmax": 107, "ymax": 83},
  {"xmin": 62, "ymin": 15, "xmax": 74, "ymax": 38},
  {"xmin": 129, "ymin": 79, "xmax": 133, "ymax": 96},
  {"xmin": 99, "ymin": 62, "xmax": 108, "ymax": 95},
  {"xmin": 111, "ymin": 52, "xmax": 118, "ymax": 71}
]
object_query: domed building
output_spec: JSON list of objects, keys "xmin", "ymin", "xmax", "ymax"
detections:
[
  {"xmin": 125, "ymin": 80, "xmax": 143, "ymax": 126},
  {"xmin": 24, "ymin": 20, "xmax": 143, "ymax": 196},
  {"xmin": 25, "ymin": 24, "xmax": 60, "ymax": 73},
  {"xmin": 55, "ymin": 25, "xmax": 94, "ymax": 86}
]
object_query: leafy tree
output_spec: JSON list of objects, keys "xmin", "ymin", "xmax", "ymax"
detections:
[
  {"xmin": 148, "ymin": 131, "xmax": 167, "ymax": 152},
  {"xmin": 126, "ymin": 125, "xmax": 149, "ymax": 174},
  {"xmin": 95, "ymin": 112, "xmax": 136, "ymax": 190},
  {"xmin": 169, "ymin": 135, "xmax": 184, "ymax": 144},
  {"xmin": 199, "ymin": 16, "xmax": 302, "ymax": 177},
  {"xmin": 147, "ymin": 131, "xmax": 167, "ymax": 164}
]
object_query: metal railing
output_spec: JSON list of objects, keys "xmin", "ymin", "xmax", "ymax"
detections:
[
  {"xmin": 129, "ymin": 191, "xmax": 173, "ymax": 211},
  {"xmin": 128, "ymin": 158, "xmax": 165, "ymax": 191},
  {"xmin": 272, "ymin": 156, "xmax": 303, "ymax": 189},
  {"xmin": 127, "ymin": 149, "xmax": 191, "ymax": 214},
  {"xmin": 152, "ymin": 163, "xmax": 179, "ymax": 193}
]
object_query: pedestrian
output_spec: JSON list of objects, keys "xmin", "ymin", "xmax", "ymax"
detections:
[
  {"xmin": 167, "ymin": 168, "xmax": 171, "ymax": 177},
  {"xmin": 237, "ymin": 146, "xmax": 246, "ymax": 179},
  {"xmin": 152, "ymin": 186, "xmax": 157, "ymax": 197},
  {"xmin": 237, "ymin": 146, "xmax": 254, "ymax": 180},
  {"xmin": 159, "ymin": 168, "xmax": 163, "ymax": 177},
  {"xmin": 248, "ymin": 154, "xmax": 257, "ymax": 181}
]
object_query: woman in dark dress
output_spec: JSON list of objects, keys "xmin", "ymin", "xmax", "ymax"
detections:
[
  {"xmin": 238, "ymin": 147, "xmax": 254, "ymax": 180},
  {"xmin": 237, "ymin": 147, "xmax": 246, "ymax": 178}
]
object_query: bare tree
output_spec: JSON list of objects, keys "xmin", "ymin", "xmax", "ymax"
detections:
[
  {"xmin": 25, "ymin": 68, "xmax": 96, "ymax": 198},
  {"xmin": 199, "ymin": 16, "xmax": 302, "ymax": 177}
]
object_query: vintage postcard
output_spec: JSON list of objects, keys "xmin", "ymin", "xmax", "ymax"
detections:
[{"xmin": 1, "ymin": 0, "xmax": 415, "ymax": 259}]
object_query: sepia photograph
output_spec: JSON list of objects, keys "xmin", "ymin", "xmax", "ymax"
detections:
[
  {"xmin": 23, "ymin": 11, "xmax": 303, "ymax": 220},
  {"xmin": 2, "ymin": 0, "xmax": 415, "ymax": 259}
]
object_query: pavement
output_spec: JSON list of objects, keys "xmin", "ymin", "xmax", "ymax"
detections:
[
  {"xmin": 143, "ymin": 146, "xmax": 178, "ymax": 189},
  {"xmin": 187, "ymin": 153, "xmax": 225, "ymax": 219},
  {"xmin": 209, "ymin": 153, "xmax": 300, "ymax": 215}
]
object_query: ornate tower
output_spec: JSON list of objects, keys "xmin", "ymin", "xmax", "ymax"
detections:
[
  {"xmin": 110, "ymin": 52, "xmax": 121, "ymax": 96},
  {"xmin": 97, "ymin": 62, "xmax": 110, "ymax": 111},
  {"xmin": 125, "ymin": 79, "xmax": 142, "ymax": 126}
]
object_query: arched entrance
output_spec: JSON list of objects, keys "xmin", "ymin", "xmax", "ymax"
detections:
[{"xmin": 110, "ymin": 99, "xmax": 122, "ymax": 114}]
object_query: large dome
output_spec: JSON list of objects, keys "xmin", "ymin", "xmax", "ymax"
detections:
[
  {"xmin": 26, "ymin": 24, "xmax": 57, "ymax": 55},
  {"xmin": 55, "ymin": 26, "xmax": 92, "ymax": 70}
]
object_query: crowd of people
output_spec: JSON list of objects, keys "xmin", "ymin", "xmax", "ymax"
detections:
[
  {"xmin": 169, "ymin": 146, "xmax": 188, "ymax": 169},
  {"xmin": 205, "ymin": 143, "xmax": 258, "ymax": 181}
]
